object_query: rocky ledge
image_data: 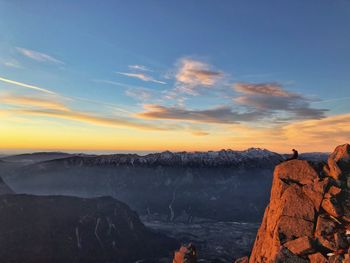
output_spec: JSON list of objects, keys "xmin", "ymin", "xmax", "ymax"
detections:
[{"xmin": 245, "ymin": 143, "xmax": 350, "ymax": 262}]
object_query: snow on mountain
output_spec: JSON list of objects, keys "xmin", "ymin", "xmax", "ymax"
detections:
[{"xmin": 40, "ymin": 148, "xmax": 284, "ymax": 169}]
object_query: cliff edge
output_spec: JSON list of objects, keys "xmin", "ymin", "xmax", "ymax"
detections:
[{"xmin": 249, "ymin": 144, "xmax": 350, "ymax": 263}]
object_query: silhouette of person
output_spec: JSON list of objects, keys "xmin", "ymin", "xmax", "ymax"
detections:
[{"xmin": 286, "ymin": 149, "xmax": 298, "ymax": 161}]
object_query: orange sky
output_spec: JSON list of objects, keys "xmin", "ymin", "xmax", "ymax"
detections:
[{"xmin": 1, "ymin": 110, "xmax": 349, "ymax": 154}]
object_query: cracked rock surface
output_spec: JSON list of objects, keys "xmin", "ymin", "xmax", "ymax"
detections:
[{"xmin": 248, "ymin": 144, "xmax": 350, "ymax": 263}]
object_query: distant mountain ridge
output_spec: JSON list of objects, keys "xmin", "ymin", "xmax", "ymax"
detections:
[
  {"xmin": 29, "ymin": 148, "xmax": 285, "ymax": 169},
  {"xmin": 1, "ymin": 149, "xmax": 329, "ymax": 167},
  {"xmin": 1, "ymin": 152, "xmax": 74, "ymax": 164}
]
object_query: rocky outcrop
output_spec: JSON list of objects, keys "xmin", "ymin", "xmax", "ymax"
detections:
[
  {"xmin": 248, "ymin": 143, "xmax": 350, "ymax": 263},
  {"xmin": 173, "ymin": 243, "xmax": 197, "ymax": 263},
  {"xmin": 0, "ymin": 176, "xmax": 14, "ymax": 194},
  {"xmin": 0, "ymin": 194, "xmax": 177, "ymax": 263}
]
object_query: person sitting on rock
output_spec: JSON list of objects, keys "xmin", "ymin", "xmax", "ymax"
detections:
[{"xmin": 286, "ymin": 149, "xmax": 298, "ymax": 161}]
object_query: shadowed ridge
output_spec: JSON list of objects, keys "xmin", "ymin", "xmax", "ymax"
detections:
[{"xmin": 0, "ymin": 176, "xmax": 14, "ymax": 195}]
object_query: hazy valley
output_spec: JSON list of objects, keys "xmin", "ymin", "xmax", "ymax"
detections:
[{"xmin": 0, "ymin": 148, "xmax": 329, "ymax": 262}]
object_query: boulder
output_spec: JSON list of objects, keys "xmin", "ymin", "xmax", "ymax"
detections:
[
  {"xmin": 275, "ymin": 248, "xmax": 308, "ymax": 263},
  {"xmin": 326, "ymin": 144, "xmax": 350, "ymax": 180},
  {"xmin": 302, "ymin": 178, "xmax": 330, "ymax": 211},
  {"xmin": 283, "ymin": 236, "xmax": 314, "ymax": 256},
  {"xmin": 315, "ymin": 215, "xmax": 338, "ymax": 251},
  {"xmin": 276, "ymin": 160, "xmax": 319, "ymax": 186}
]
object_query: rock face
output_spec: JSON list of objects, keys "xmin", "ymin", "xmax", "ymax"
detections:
[
  {"xmin": 249, "ymin": 143, "xmax": 350, "ymax": 263},
  {"xmin": 0, "ymin": 176, "xmax": 14, "ymax": 194},
  {"xmin": 0, "ymin": 194, "xmax": 177, "ymax": 263},
  {"xmin": 172, "ymin": 243, "xmax": 197, "ymax": 263}
]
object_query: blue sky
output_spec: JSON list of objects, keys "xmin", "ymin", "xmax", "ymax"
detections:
[{"xmin": 0, "ymin": 0, "xmax": 349, "ymax": 152}]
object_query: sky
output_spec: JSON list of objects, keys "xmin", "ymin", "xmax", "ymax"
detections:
[{"xmin": 0, "ymin": 0, "xmax": 349, "ymax": 153}]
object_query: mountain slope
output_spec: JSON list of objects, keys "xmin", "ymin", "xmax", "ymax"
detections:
[
  {"xmin": 1, "ymin": 152, "xmax": 73, "ymax": 164},
  {"xmin": 0, "ymin": 176, "xmax": 14, "ymax": 195},
  {"xmin": 0, "ymin": 194, "xmax": 177, "ymax": 263}
]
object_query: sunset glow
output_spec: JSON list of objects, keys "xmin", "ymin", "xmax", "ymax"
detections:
[{"xmin": 0, "ymin": 1, "xmax": 349, "ymax": 153}]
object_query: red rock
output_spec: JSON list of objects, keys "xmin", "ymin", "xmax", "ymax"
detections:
[
  {"xmin": 277, "ymin": 216, "xmax": 314, "ymax": 243},
  {"xmin": 303, "ymin": 178, "xmax": 330, "ymax": 211},
  {"xmin": 328, "ymin": 254, "xmax": 344, "ymax": 263},
  {"xmin": 330, "ymin": 144, "xmax": 350, "ymax": 166},
  {"xmin": 248, "ymin": 144, "xmax": 350, "ymax": 263},
  {"xmin": 322, "ymin": 197, "xmax": 343, "ymax": 218},
  {"xmin": 283, "ymin": 236, "xmax": 314, "ymax": 256},
  {"xmin": 276, "ymin": 160, "xmax": 319, "ymax": 185},
  {"xmin": 308, "ymin": 252, "xmax": 327, "ymax": 263},
  {"xmin": 315, "ymin": 215, "xmax": 338, "ymax": 251},
  {"xmin": 328, "ymin": 185, "xmax": 342, "ymax": 196},
  {"xmin": 326, "ymin": 159, "xmax": 343, "ymax": 181},
  {"xmin": 173, "ymin": 244, "xmax": 197, "ymax": 263},
  {"xmin": 280, "ymin": 185, "xmax": 315, "ymax": 221},
  {"xmin": 249, "ymin": 160, "xmax": 319, "ymax": 263},
  {"xmin": 326, "ymin": 144, "xmax": 350, "ymax": 180}
]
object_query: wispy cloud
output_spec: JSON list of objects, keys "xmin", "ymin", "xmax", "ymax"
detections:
[
  {"xmin": 233, "ymin": 82, "xmax": 328, "ymax": 120},
  {"xmin": 92, "ymin": 79, "xmax": 133, "ymax": 88},
  {"xmin": 128, "ymin": 64, "xmax": 152, "ymax": 71},
  {"xmin": 282, "ymin": 113, "xmax": 350, "ymax": 145},
  {"xmin": 191, "ymin": 130, "xmax": 210, "ymax": 136},
  {"xmin": 0, "ymin": 76, "xmax": 172, "ymax": 132},
  {"xmin": 234, "ymin": 82, "xmax": 297, "ymax": 97},
  {"xmin": 117, "ymin": 72, "xmax": 166, "ymax": 84},
  {"xmin": 14, "ymin": 108, "xmax": 167, "ymax": 131},
  {"xmin": 125, "ymin": 87, "xmax": 153, "ymax": 101},
  {"xmin": 16, "ymin": 47, "xmax": 64, "ymax": 65},
  {"xmin": 0, "ymin": 76, "xmax": 56, "ymax": 94},
  {"xmin": 1, "ymin": 95, "xmax": 69, "ymax": 111},
  {"xmin": 174, "ymin": 58, "xmax": 223, "ymax": 95},
  {"xmin": 137, "ymin": 82, "xmax": 328, "ymax": 125},
  {"xmin": 3, "ymin": 59, "xmax": 22, "ymax": 69},
  {"xmin": 137, "ymin": 104, "xmax": 262, "ymax": 124},
  {"xmin": 0, "ymin": 93, "xmax": 168, "ymax": 131}
]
